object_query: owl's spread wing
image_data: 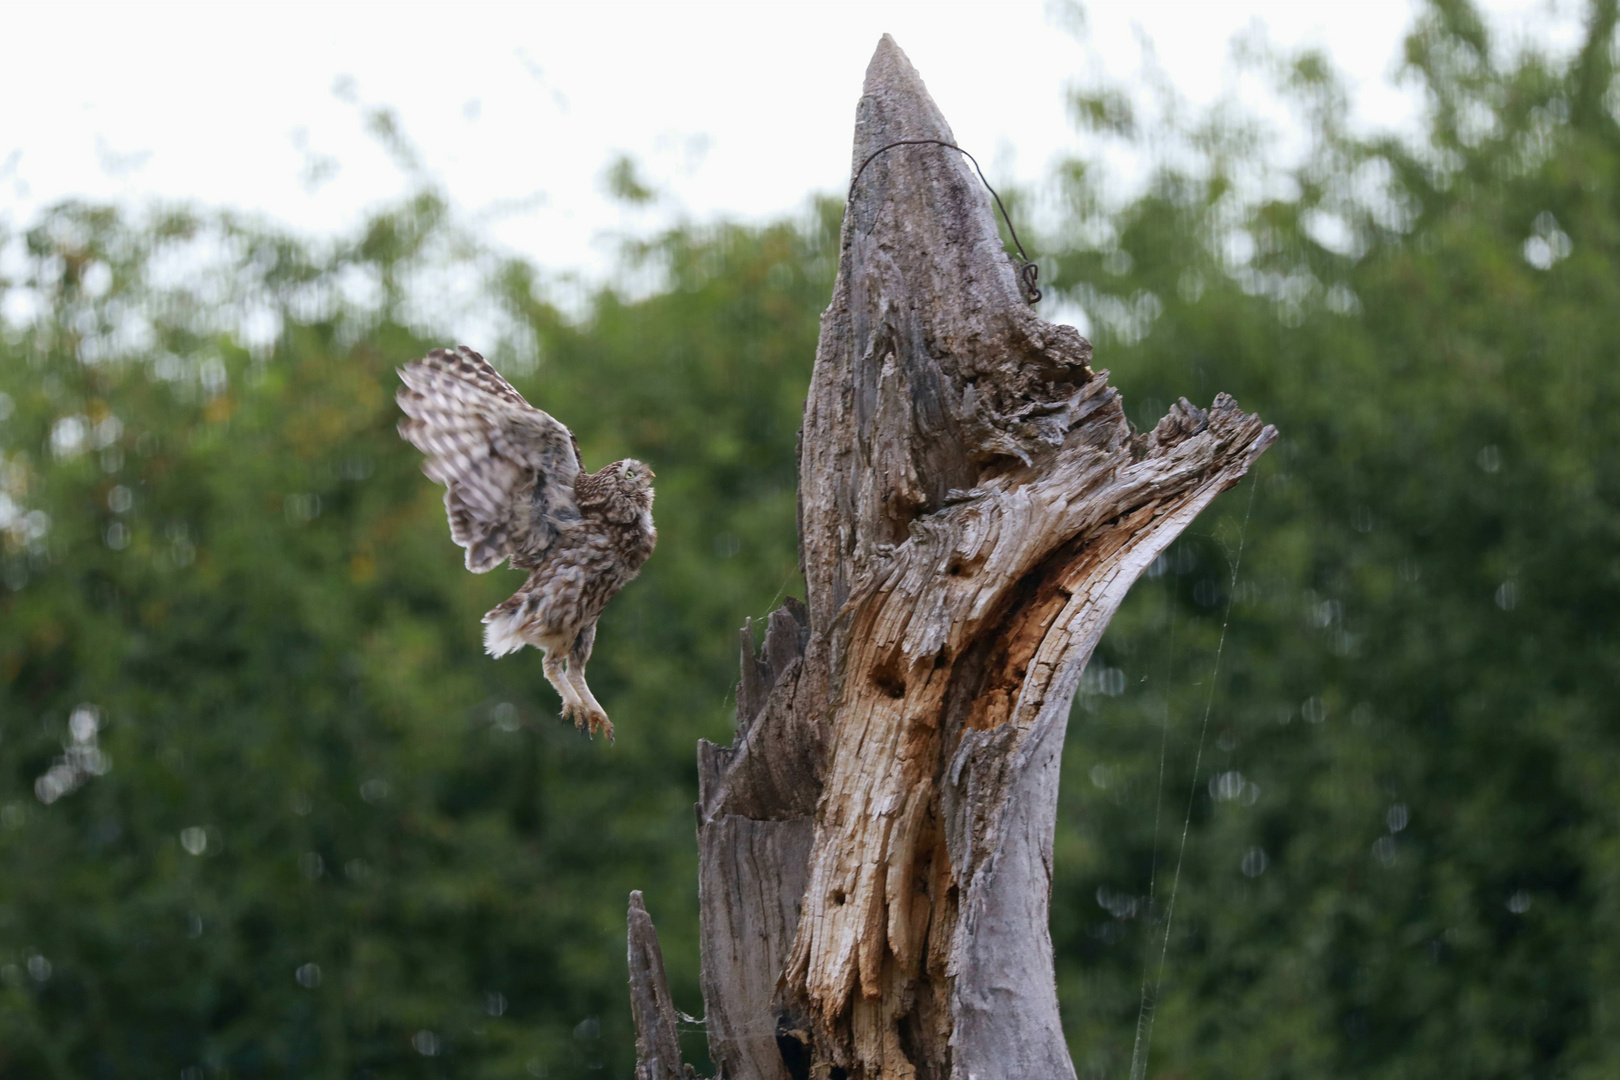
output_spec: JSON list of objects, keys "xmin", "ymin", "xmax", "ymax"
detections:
[{"xmin": 397, "ymin": 346, "xmax": 582, "ymax": 573}]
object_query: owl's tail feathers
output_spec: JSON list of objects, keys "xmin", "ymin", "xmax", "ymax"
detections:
[{"xmin": 481, "ymin": 599, "xmax": 530, "ymax": 658}]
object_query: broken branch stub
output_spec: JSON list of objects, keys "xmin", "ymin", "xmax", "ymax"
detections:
[
  {"xmin": 636, "ymin": 34, "xmax": 1275, "ymax": 1080},
  {"xmin": 627, "ymin": 891, "xmax": 689, "ymax": 1080}
]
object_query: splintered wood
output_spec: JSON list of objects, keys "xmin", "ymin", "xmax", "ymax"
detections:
[
  {"xmin": 787, "ymin": 390, "xmax": 1270, "ymax": 1078},
  {"xmin": 629, "ymin": 33, "xmax": 1274, "ymax": 1080}
]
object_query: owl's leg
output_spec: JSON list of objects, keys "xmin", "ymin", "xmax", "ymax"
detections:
[
  {"xmin": 541, "ymin": 648, "xmax": 587, "ymax": 725},
  {"xmin": 565, "ymin": 624, "xmax": 613, "ymax": 742}
]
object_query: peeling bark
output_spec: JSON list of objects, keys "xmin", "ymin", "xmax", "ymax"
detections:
[{"xmin": 628, "ymin": 34, "xmax": 1275, "ymax": 1080}]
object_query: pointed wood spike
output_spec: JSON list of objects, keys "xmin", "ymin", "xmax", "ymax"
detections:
[
  {"xmin": 764, "ymin": 602, "xmax": 806, "ymax": 681},
  {"xmin": 783, "ymin": 32, "xmax": 1272, "ymax": 1080},
  {"xmin": 627, "ymin": 891, "xmax": 687, "ymax": 1080},
  {"xmin": 803, "ymin": 36, "xmax": 1094, "ymax": 636},
  {"xmin": 738, "ymin": 617, "xmax": 771, "ymax": 735},
  {"xmin": 632, "ymin": 32, "xmax": 1274, "ymax": 1080},
  {"xmin": 848, "ymin": 35, "xmax": 1020, "ymax": 309}
]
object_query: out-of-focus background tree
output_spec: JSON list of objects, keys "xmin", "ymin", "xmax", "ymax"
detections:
[{"xmin": 3, "ymin": 2, "xmax": 1618, "ymax": 1077}]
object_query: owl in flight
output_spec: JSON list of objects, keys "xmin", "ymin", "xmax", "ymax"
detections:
[{"xmin": 396, "ymin": 346, "xmax": 656, "ymax": 742}]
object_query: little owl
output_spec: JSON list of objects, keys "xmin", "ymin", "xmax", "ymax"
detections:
[{"xmin": 396, "ymin": 346, "xmax": 656, "ymax": 741}]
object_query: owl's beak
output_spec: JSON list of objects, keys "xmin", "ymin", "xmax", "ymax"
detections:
[{"xmin": 647, "ymin": 467, "xmax": 656, "ymax": 479}]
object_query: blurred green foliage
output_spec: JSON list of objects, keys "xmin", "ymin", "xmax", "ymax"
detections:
[
  {"xmin": 1, "ymin": 1, "xmax": 1617, "ymax": 1076},
  {"xmin": 0, "ymin": 192, "xmax": 838, "ymax": 1075},
  {"xmin": 1053, "ymin": 3, "xmax": 1620, "ymax": 1078}
]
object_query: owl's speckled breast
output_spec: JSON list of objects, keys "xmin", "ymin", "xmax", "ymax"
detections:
[{"xmin": 503, "ymin": 504, "xmax": 655, "ymax": 645}]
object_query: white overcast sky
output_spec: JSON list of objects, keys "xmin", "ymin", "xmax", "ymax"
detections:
[{"xmin": 1, "ymin": 1, "xmax": 1585, "ymax": 283}]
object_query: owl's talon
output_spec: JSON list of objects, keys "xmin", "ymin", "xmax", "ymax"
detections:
[
  {"xmin": 558, "ymin": 701, "xmax": 611, "ymax": 742},
  {"xmin": 585, "ymin": 710, "xmax": 614, "ymax": 743}
]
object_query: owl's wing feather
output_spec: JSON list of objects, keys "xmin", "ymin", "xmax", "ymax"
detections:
[{"xmin": 397, "ymin": 346, "xmax": 582, "ymax": 573}]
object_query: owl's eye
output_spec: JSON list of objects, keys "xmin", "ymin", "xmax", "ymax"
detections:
[{"xmin": 623, "ymin": 467, "xmax": 636, "ymax": 480}]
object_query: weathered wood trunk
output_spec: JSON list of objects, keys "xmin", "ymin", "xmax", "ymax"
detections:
[{"xmin": 626, "ymin": 35, "xmax": 1275, "ymax": 1080}]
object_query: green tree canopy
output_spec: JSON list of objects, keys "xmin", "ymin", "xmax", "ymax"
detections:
[{"xmin": 1051, "ymin": 3, "xmax": 1620, "ymax": 1077}]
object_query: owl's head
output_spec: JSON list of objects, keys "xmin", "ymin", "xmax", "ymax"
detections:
[{"xmin": 610, "ymin": 459, "xmax": 655, "ymax": 502}]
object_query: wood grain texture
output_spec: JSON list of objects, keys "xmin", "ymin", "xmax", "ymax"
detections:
[
  {"xmin": 631, "ymin": 34, "xmax": 1274, "ymax": 1080},
  {"xmin": 693, "ymin": 598, "xmax": 821, "ymax": 1080},
  {"xmin": 627, "ymin": 891, "xmax": 688, "ymax": 1080},
  {"xmin": 781, "ymin": 36, "xmax": 1275, "ymax": 1077},
  {"xmin": 698, "ymin": 815, "xmax": 814, "ymax": 1080}
]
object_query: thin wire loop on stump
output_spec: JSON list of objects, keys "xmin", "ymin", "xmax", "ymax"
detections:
[{"xmin": 849, "ymin": 138, "xmax": 1043, "ymax": 304}]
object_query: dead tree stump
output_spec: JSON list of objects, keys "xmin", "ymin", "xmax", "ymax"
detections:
[{"xmin": 626, "ymin": 35, "xmax": 1276, "ymax": 1080}]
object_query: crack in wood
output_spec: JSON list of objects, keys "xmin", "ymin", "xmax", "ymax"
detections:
[{"xmin": 629, "ymin": 34, "xmax": 1275, "ymax": 1080}]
